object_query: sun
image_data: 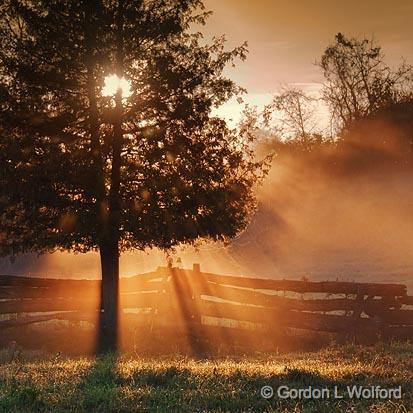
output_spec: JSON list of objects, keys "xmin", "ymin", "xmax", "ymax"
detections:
[{"xmin": 102, "ymin": 74, "xmax": 132, "ymax": 98}]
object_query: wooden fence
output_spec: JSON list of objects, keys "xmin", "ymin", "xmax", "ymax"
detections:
[{"xmin": 1, "ymin": 264, "xmax": 412, "ymax": 345}]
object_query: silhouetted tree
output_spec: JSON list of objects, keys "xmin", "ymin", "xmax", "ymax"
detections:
[
  {"xmin": 261, "ymin": 86, "xmax": 326, "ymax": 152},
  {"xmin": 319, "ymin": 33, "xmax": 412, "ymax": 132},
  {"xmin": 240, "ymin": 86, "xmax": 327, "ymax": 159},
  {"xmin": 0, "ymin": 0, "xmax": 268, "ymax": 352},
  {"xmin": 263, "ymin": 87, "xmax": 319, "ymax": 139}
]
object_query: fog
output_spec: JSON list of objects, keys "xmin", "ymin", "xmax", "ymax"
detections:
[
  {"xmin": 2, "ymin": 159, "xmax": 412, "ymax": 293},
  {"xmin": 2, "ymin": 111, "xmax": 413, "ymax": 293},
  {"xmin": 234, "ymin": 157, "xmax": 413, "ymax": 291}
]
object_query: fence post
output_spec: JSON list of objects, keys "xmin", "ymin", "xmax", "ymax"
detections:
[
  {"xmin": 191, "ymin": 263, "xmax": 202, "ymax": 323},
  {"xmin": 352, "ymin": 289, "xmax": 365, "ymax": 344}
]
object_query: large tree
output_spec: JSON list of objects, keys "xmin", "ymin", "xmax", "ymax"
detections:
[{"xmin": 0, "ymin": 0, "xmax": 267, "ymax": 351}]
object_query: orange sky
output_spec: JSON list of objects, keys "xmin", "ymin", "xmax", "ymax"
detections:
[
  {"xmin": 204, "ymin": 0, "xmax": 413, "ymax": 94},
  {"xmin": 203, "ymin": 0, "xmax": 413, "ymax": 124}
]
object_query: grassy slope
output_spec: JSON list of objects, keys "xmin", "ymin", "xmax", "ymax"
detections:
[{"xmin": 0, "ymin": 342, "xmax": 412, "ymax": 413}]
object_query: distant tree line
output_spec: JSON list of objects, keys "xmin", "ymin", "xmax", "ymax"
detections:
[{"xmin": 257, "ymin": 33, "xmax": 413, "ymax": 169}]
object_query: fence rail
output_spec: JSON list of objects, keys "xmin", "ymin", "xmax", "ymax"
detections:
[{"xmin": 1, "ymin": 265, "xmax": 412, "ymax": 343}]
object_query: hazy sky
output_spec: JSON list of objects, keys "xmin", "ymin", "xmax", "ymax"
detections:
[
  {"xmin": 201, "ymin": 0, "xmax": 413, "ymax": 124},
  {"xmin": 204, "ymin": 0, "xmax": 413, "ymax": 94}
]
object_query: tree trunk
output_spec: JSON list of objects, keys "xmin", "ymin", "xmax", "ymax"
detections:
[
  {"xmin": 97, "ymin": 0, "xmax": 124, "ymax": 355},
  {"xmin": 98, "ymin": 240, "xmax": 119, "ymax": 354}
]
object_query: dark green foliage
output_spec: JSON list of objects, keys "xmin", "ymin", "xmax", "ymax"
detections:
[{"xmin": 0, "ymin": 0, "xmax": 267, "ymax": 256}]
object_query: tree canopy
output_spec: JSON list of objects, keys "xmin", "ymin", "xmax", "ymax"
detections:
[
  {"xmin": 319, "ymin": 33, "xmax": 413, "ymax": 132},
  {"xmin": 0, "ymin": 0, "xmax": 267, "ymax": 258}
]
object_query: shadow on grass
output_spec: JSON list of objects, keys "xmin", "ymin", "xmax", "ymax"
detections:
[
  {"xmin": 73, "ymin": 353, "xmax": 119, "ymax": 413},
  {"xmin": 121, "ymin": 366, "xmax": 353, "ymax": 413},
  {"xmin": 0, "ymin": 354, "xmax": 121, "ymax": 413},
  {"xmin": 2, "ymin": 349, "xmax": 408, "ymax": 413},
  {"xmin": 70, "ymin": 359, "xmax": 353, "ymax": 413},
  {"xmin": 74, "ymin": 359, "xmax": 411, "ymax": 413}
]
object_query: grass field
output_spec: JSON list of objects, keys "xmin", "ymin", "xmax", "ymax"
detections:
[{"xmin": 0, "ymin": 342, "xmax": 412, "ymax": 412}]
